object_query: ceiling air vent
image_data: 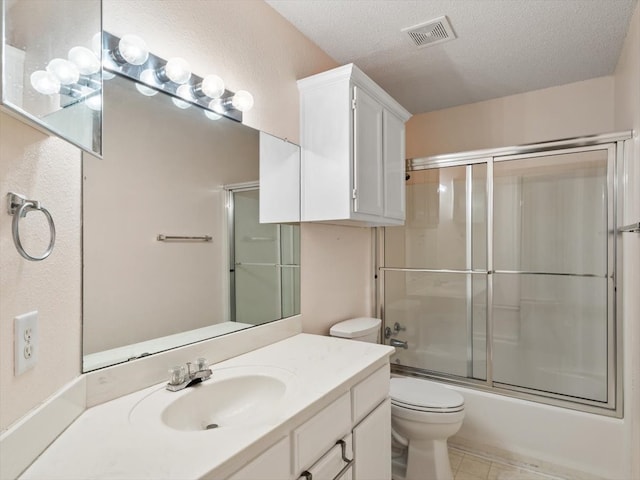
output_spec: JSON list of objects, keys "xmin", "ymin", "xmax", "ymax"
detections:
[{"xmin": 402, "ymin": 16, "xmax": 456, "ymax": 48}]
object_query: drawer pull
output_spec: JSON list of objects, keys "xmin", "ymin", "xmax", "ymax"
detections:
[
  {"xmin": 299, "ymin": 440, "xmax": 354, "ymax": 480},
  {"xmin": 334, "ymin": 439, "xmax": 354, "ymax": 480}
]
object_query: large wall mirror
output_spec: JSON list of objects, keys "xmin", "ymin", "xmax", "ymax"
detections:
[
  {"xmin": 82, "ymin": 73, "xmax": 300, "ymax": 371},
  {"xmin": 1, "ymin": 0, "xmax": 102, "ymax": 155}
]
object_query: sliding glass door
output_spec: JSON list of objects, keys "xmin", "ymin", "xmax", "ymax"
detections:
[
  {"xmin": 383, "ymin": 164, "xmax": 488, "ymax": 381},
  {"xmin": 492, "ymin": 148, "xmax": 611, "ymax": 402},
  {"xmin": 381, "ymin": 141, "xmax": 619, "ymax": 413}
]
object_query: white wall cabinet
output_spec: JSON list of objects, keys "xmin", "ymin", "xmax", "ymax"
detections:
[
  {"xmin": 297, "ymin": 63, "xmax": 411, "ymax": 226},
  {"xmin": 227, "ymin": 364, "xmax": 391, "ymax": 480},
  {"xmin": 259, "ymin": 131, "xmax": 301, "ymax": 223}
]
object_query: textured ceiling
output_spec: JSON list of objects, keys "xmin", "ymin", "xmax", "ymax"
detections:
[{"xmin": 266, "ymin": 0, "xmax": 638, "ymax": 114}]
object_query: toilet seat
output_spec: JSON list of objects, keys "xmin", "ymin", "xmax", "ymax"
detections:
[{"xmin": 390, "ymin": 377, "xmax": 464, "ymax": 413}]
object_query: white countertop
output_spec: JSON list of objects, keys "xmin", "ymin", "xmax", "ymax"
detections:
[{"xmin": 21, "ymin": 334, "xmax": 394, "ymax": 480}]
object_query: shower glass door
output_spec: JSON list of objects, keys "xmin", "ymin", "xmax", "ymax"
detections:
[
  {"xmin": 492, "ymin": 148, "xmax": 611, "ymax": 402},
  {"xmin": 383, "ymin": 164, "xmax": 488, "ymax": 380},
  {"xmin": 382, "ymin": 140, "xmax": 618, "ymax": 412}
]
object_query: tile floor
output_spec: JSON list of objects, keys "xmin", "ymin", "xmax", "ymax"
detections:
[{"xmin": 449, "ymin": 448, "xmax": 566, "ymax": 480}]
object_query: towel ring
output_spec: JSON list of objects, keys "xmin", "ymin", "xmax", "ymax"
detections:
[{"xmin": 7, "ymin": 192, "xmax": 56, "ymax": 261}]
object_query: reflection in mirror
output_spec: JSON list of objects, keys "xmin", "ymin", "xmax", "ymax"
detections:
[
  {"xmin": 228, "ymin": 186, "xmax": 301, "ymax": 323},
  {"xmin": 1, "ymin": 0, "xmax": 102, "ymax": 155},
  {"xmin": 82, "ymin": 74, "xmax": 300, "ymax": 371}
]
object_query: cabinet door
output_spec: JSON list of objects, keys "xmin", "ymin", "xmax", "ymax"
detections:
[
  {"xmin": 353, "ymin": 86, "xmax": 384, "ymax": 217},
  {"xmin": 352, "ymin": 398, "xmax": 391, "ymax": 480},
  {"xmin": 259, "ymin": 131, "xmax": 301, "ymax": 223},
  {"xmin": 383, "ymin": 111, "xmax": 406, "ymax": 220}
]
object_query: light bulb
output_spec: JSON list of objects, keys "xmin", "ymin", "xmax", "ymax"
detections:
[
  {"xmin": 30, "ymin": 70, "xmax": 61, "ymax": 95},
  {"xmin": 204, "ymin": 110, "xmax": 222, "ymax": 121},
  {"xmin": 135, "ymin": 69, "xmax": 159, "ymax": 96},
  {"xmin": 68, "ymin": 46, "xmax": 101, "ymax": 75},
  {"xmin": 85, "ymin": 94, "xmax": 102, "ymax": 111},
  {"xmin": 208, "ymin": 98, "xmax": 226, "ymax": 115},
  {"xmin": 176, "ymin": 84, "xmax": 193, "ymax": 101},
  {"xmin": 117, "ymin": 34, "xmax": 149, "ymax": 65},
  {"xmin": 231, "ymin": 90, "xmax": 254, "ymax": 112},
  {"xmin": 172, "ymin": 85, "xmax": 193, "ymax": 109},
  {"xmin": 163, "ymin": 57, "xmax": 191, "ymax": 84},
  {"xmin": 172, "ymin": 98, "xmax": 191, "ymax": 109},
  {"xmin": 46, "ymin": 58, "xmax": 80, "ymax": 85},
  {"xmin": 199, "ymin": 74, "xmax": 224, "ymax": 99}
]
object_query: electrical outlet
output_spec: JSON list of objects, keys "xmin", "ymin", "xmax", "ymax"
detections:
[{"xmin": 15, "ymin": 311, "xmax": 38, "ymax": 375}]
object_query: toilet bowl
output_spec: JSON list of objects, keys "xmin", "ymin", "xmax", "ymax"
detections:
[
  {"xmin": 329, "ymin": 318, "xmax": 465, "ymax": 480},
  {"xmin": 390, "ymin": 377, "xmax": 464, "ymax": 480}
]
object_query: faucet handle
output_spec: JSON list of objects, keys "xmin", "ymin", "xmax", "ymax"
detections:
[
  {"xmin": 168, "ymin": 365, "xmax": 186, "ymax": 385},
  {"xmin": 196, "ymin": 357, "xmax": 209, "ymax": 371},
  {"xmin": 393, "ymin": 322, "xmax": 406, "ymax": 333}
]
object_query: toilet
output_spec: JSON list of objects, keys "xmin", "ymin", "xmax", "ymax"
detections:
[{"xmin": 330, "ymin": 318, "xmax": 465, "ymax": 480}]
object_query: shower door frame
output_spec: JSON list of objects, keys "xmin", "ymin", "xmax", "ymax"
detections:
[{"xmin": 377, "ymin": 131, "xmax": 632, "ymax": 418}]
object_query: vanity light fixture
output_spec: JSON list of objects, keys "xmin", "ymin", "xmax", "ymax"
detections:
[
  {"xmin": 172, "ymin": 84, "xmax": 194, "ymax": 109},
  {"xmin": 231, "ymin": 90, "xmax": 254, "ymax": 112},
  {"xmin": 135, "ymin": 69, "xmax": 159, "ymax": 96},
  {"xmin": 68, "ymin": 46, "xmax": 101, "ymax": 75},
  {"xmin": 30, "ymin": 70, "xmax": 85, "ymax": 99},
  {"xmin": 30, "ymin": 71, "xmax": 61, "ymax": 95},
  {"xmin": 209, "ymin": 90, "xmax": 254, "ymax": 114},
  {"xmin": 194, "ymin": 74, "xmax": 225, "ymax": 99},
  {"xmin": 30, "ymin": 32, "xmax": 103, "ymax": 111},
  {"xmin": 46, "ymin": 58, "xmax": 80, "ymax": 85},
  {"xmin": 102, "ymin": 31, "xmax": 253, "ymax": 122},
  {"xmin": 111, "ymin": 34, "xmax": 149, "ymax": 66},
  {"xmin": 156, "ymin": 57, "xmax": 192, "ymax": 85}
]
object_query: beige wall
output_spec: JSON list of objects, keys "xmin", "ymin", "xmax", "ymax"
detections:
[
  {"xmin": 0, "ymin": 113, "xmax": 82, "ymax": 430},
  {"xmin": 406, "ymin": 75, "xmax": 615, "ymax": 159},
  {"xmin": 614, "ymin": 3, "xmax": 640, "ymax": 478},
  {"xmin": 300, "ymin": 224, "xmax": 373, "ymax": 335},
  {"xmin": 1, "ymin": 0, "xmax": 361, "ymax": 431}
]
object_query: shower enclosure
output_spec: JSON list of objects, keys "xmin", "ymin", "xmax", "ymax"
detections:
[
  {"xmin": 380, "ymin": 133, "xmax": 630, "ymax": 415},
  {"xmin": 228, "ymin": 185, "xmax": 301, "ymax": 324}
]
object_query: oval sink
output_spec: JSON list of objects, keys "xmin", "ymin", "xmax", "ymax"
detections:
[{"xmin": 129, "ymin": 366, "xmax": 297, "ymax": 432}]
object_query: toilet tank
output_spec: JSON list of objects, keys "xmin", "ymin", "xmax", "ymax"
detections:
[{"xmin": 329, "ymin": 317, "xmax": 382, "ymax": 343}]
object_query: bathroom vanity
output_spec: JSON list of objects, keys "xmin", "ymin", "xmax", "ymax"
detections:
[{"xmin": 20, "ymin": 334, "xmax": 394, "ymax": 479}]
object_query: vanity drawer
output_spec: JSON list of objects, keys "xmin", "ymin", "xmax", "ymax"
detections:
[
  {"xmin": 351, "ymin": 364, "xmax": 389, "ymax": 424},
  {"xmin": 293, "ymin": 392, "xmax": 352, "ymax": 473},
  {"xmin": 228, "ymin": 436, "xmax": 291, "ymax": 480}
]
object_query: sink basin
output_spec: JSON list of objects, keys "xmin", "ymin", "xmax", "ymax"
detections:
[{"xmin": 129, "ymin": 366, "xmax": 297, "ymax": 432}]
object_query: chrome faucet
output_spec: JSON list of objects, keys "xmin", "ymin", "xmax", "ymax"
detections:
[
  {"xmin": 384, "ymin": 322, "xmax": 406, "ymax": 339},
  {"xmin": 390, "ymin": 338, "xmax": 408, "ymax": 349},
  {"xmin": 166, "ymin": 357, "xmax": 213, "ymax": 391}
]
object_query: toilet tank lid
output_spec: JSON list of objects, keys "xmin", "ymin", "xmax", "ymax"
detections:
[{"xmin": 330, "ymin": 317, "xmax": 381, "ymax": 338}]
